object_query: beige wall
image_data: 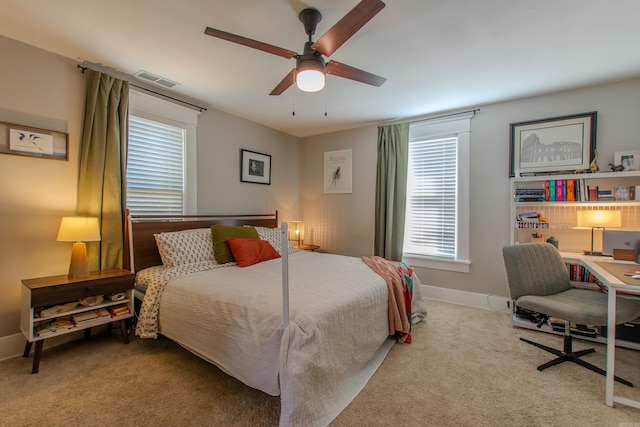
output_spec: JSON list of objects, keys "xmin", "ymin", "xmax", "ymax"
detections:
[
  {"xmin": 299, "ymin": 126, "xmax": 378, "ymax": 256},
  {"xmin": 196, "ymin": 108, "xmax": 299, "ymax": 222},
  {"xmin": 2, "ymin": 32, "xmax": 639, "ymax": 345},
  {"xmin": 299, "ymin": 77, "xmax": 640, "ymax": 297},
  {"xmin": 0, "ymin": 36, "xmax": 299, "ymax": 342},
  {"xmin": 0, "ymin": 36, "xmax": 85, "ymax": 338}
]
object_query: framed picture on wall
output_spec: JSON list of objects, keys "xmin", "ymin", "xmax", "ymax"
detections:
[
  {"xmin": 509, "ymin": 111, "xmax": 597, "ymax": 177},
  {"xmin": 324, "ymin": 149, "xmax": 353, "ymax": 194},
  {"xmin": 0, "ymin": 121, "xmax": 68, "ymax": 160},
  {"xmin": 240, "ymin": 149, "xmax": 271, "ymax": 185}
]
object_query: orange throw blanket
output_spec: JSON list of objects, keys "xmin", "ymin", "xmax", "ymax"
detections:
[{"xmin": 362, "ymin": 256, "xmax": 413, "ymax": 343}]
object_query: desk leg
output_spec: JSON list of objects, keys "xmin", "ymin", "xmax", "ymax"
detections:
[{"xmin": 606, "ymin": 289, "xmax": 616, "ymax": 406}]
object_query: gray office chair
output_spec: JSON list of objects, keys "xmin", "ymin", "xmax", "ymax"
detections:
[{"xmin": 502, "ymin": 242, "xmax": 640, "ymax": 386}]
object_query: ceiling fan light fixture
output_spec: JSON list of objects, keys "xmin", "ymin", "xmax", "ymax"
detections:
[
  {"xmin": 297, "ymin": 69, "xmax": 325, "ymax": 92},
  {"xmin": 296, "ymin": 53, "xmax": 325, "ymax": 92}
]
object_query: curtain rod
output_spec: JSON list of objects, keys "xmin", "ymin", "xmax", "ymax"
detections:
[
  {"xmin": 77, "ymin": 64, "xmax": 208, "ymax": 112},
  {"xmin": 410, "ymin": 108, "xmax": 479, "ymax": 124},
  {"xmin": 380, "ymin": 108, "xmax": 480, "ymax": 127}
]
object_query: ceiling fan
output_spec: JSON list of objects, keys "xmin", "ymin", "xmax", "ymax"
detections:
[{"xmin": 204, "ymin": 0, "xmax": 387, "ymax": 95}]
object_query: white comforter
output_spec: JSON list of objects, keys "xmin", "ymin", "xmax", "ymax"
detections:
[{"xmin": 140, "ymin": 251, "xmax": 427, "ymax": 426}]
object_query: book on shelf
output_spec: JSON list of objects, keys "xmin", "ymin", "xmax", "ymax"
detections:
[
  {"xmin": 72, "ymin": 308, "xmax": 110, "ymax": 324},
  {"xmin": 514, "ymin": 188, "xmax": 545, "ymax": 202},
  {"xmin": 597, "ymin": 189, "xmax": 613, "ymax": 200},
  {"xmin": 555, "ymin": 179, "xmax": 564, "ymax": 201},
  {"xmin": 566, "ymin": 179, "xmax": 575, "ymax": 201},
  {"xmin": 107, "ymin": 304, "xmax": 130, "ymax": 317},
  {"xmin": 549, "ymin": 180, "xmax": 556, "ymax": 202},
  {"xmin": 544, "ymin": 180, "xmax": 550, "ymax": 201},
  {"xmin": 34, "ymin": 319, "xmax": 75, "ymax": 337}
]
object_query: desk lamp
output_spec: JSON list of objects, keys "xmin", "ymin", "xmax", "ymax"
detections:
[
  {"xmin": 288, "ymin": 221, "xmax": 304, "ymax": 248},
  {"xmin": 57, "ymin": 216, "xmax": 101, "ymax": 279},
  {"xmin": 577, "ymin": 210, "xmax": 621, "ymax": 256}
]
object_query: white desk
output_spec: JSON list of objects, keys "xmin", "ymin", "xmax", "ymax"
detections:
[{"xmin": 563, "ymin": 253, "xmax": 640, "ymax": 409}]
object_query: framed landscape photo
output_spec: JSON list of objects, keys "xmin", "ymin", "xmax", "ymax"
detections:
[
  {"xmin": 614, "ymin": 150, "xmax": 640, "ymax": 172},
  {"xmin": 509, "ymin": 111, "xmax": 597, "ymax": 177},
  {"xmin": 0, "ymin": 121, "xmax": 68, "ymax": 160},
  {"xmin": 240, "ymin": 149, "xmax": 271, "ymax": 185}
]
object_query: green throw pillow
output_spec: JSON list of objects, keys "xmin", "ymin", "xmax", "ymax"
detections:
[{"xmin": 211, "ymin": 224, "xmax": 259, "ymax": 264}]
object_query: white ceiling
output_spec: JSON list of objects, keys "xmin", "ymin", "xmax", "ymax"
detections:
[{"xmin": 1, "ymin": 0, "xmax": 640, "ymax": 138}]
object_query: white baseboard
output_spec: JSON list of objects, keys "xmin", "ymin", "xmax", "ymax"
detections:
[
  {"xmin": 0, "ymin": 333, "xmax": 29, "ymax": 362},
  {"xmin": 423, "ymin": 284, "xmax": 511, "ymax": 313}
]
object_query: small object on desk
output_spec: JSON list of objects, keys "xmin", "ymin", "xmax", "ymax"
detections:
[
  {"xmin": 612, "ymin": 249, "xmax": 638, "ymax": 262},
  {"xmin": 623, "ymin": 270, "xmax": 640, "ymax": 276}
]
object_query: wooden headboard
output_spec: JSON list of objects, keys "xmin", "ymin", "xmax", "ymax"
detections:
[{"xmin": 124, "ymin": 210, "xmax": 278, "ymax": 272}]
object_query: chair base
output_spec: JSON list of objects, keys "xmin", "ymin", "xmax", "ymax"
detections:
[{"xmin": 520, "ymin": 337, "xmax": 633, "ymax": 387}]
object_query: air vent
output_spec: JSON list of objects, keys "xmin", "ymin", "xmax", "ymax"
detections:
[{"xmin": 135, "ymin": 70, "xmax": 179, "ymax": 88}]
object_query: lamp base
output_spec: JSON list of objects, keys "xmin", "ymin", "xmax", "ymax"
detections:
[{"xmin": 68, "ymin": 242, "xmax": 90, "ymax": 279}]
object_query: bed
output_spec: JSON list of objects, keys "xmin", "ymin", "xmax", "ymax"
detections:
[{"xmin": 125, "ymin": 211, "xmax": 428, "ymax": 427}]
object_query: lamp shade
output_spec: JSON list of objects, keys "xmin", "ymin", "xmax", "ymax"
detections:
[
  {"xmin": 57, "ymin": 216, "xmax": 100, "ymax": 279},
  {"xmin": 57, "ymin": 217, "xmax": 101, "ymax": 242},
  {"xmin": 576, "ymin": 210, "xmax": 622, "ymax": 228}
]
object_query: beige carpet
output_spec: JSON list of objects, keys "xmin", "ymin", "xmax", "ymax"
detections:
[{"xmin": 1, "ymin": 299, "xmax": 639, "ymax": 426}]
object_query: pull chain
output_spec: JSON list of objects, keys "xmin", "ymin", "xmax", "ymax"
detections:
[
  {"xmin": 292, "ymin": 70, "xmax": 297, "ymax": 116},
  {"xmin": 324, "ymin": 78, "xmax": 328, "ymax": 116}
]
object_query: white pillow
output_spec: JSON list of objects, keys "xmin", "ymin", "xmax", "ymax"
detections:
[
  {"xmin": 255, "ymin": 226, "xmax": 296, "ymax": 255},
  {"xmin": 154, "ymin": 228, "xmax": 215, "ymax": 267}
]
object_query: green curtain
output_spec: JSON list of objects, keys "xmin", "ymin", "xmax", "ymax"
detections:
[
  {"xmin": 374, "ymin": 123, "xmax": 409, "ymax": 260},
  {"xmin": 77, "ymin": 69, "xmax": 129, "ymax": 271}
]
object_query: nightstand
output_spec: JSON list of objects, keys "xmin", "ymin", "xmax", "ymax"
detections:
[
  {"xmin": 21, "ymin": 269, "xmax": 135, "ymax": 373},
  {"xmin": 298, "ymin": 244, "xmax": 320, "ymax": 252}
]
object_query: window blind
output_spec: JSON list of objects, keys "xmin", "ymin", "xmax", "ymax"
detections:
[
  {"xmin": 126, "ymin": 115, "xmax": 185, "ymax": 215},
  {"xmin": 404, "ymin": 136, "xmax": 457, "ymax": 258}
]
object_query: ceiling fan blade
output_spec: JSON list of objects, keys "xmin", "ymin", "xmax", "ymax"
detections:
[
  {"xmin": 269, "ymin": 69, "xmax": 296, "ymax": 95},
  {"xmin": 311, "ymin": 0, "xmax": 385, "ymax": 57},
  {"xmin": 204, "ymin": 27, "xmax": 298, "ymax": 59},
  {"xmin": 326, "ymin": 60, "xmax": 386, "ymax": 87}
]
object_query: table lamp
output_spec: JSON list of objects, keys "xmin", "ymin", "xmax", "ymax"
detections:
[
  {"xmin": 288, "ymin": 221, "xmax": 304, "ymax": 248},
  {"xmin": 576, "ymin": 210, "xmax": 621, "ymax": 256},
  {"xmin": 57, "ymin": 216, "xmax": 101, "ymax": 279}
]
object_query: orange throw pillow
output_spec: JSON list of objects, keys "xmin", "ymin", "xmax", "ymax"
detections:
[{"xmin": 226, "ymin": 238, "xmax": 281, "ymax": 267}]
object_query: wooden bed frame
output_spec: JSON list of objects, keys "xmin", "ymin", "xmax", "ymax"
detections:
[{"xmin": 124, "ymin": 210, "xmax": 279, "ymax": 272}]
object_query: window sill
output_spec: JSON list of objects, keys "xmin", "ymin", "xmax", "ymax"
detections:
[{"xmin": 402, "ymin": 254, "xmax": 471, "ymax": 273}]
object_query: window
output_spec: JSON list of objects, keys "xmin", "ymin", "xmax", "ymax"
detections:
[
  {"xmin": 402, "ymin": 113, "xmax": 473, "ymax": 273},
  {"xmin": 127, "ymin": 116, "xmax": 185, "ymax": 214},
  {"xmin": 127, "ymin": 91, "xmax": 199, "ymax": 215}
]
